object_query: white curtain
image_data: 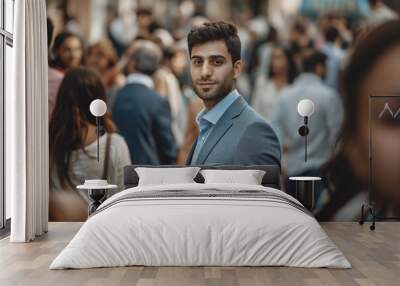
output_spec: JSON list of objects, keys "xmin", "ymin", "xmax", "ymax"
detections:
[{"xmin": 7, "ymin": 0, "xmax": 48, "ymax": 242}]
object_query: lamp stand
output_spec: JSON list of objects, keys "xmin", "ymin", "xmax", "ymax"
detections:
[
  {"xmin": 304, "ymin": 116, "xmax": 308, "ymax": 162},
  {"xmin": 96, "ymin": 117, "xmax": 99, "ymax": 162},
  {"xmin": 298, "ymin": 117, "xmax": 309, "ymax": 162}
]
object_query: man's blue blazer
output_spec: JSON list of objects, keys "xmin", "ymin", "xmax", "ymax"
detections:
[
  {"xmin": 112, "ymin": 83, "xmax": 177, "ymax": 165},
  {"xmin": 186, "ymin": 95, "xmax": 281, "ymax": 166}
]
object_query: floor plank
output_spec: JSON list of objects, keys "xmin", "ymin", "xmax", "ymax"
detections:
[{"xmin": 0, "ymin": 222, "xmax": 399, "ymax": 286}]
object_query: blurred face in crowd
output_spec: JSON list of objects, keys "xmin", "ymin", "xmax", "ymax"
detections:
[
  {"xmin": 137, "ymin": 13, "xmax": 153, "ymax": 32},
  {"xmin": 270, "ymin": 47, "xmax": 288, "ymax": 76},
  {"xmin": 347, "ymin": 43, "xmax": 400, "ymax": 204},
  {"xmin": 171, "ymin": 49, "xmax": 188, "ymax": 76},
  {"xmin": 85, "ymin": 46, "xmax": 110, "ymax": 74},
  {"xmin": 57, "ymin": 36, "xmax": 82, "ymax": 70},
  {"xmin": 289, "ymin": 29, "xmax": 309, "ymax": 51},
  {"xmin": 190, "ymin": 40, "xmax": 242, "ymax": 109}
]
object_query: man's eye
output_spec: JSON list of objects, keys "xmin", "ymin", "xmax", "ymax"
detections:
[
  {"xmin": 213, "ymin": 59, "xmax": 224, "ymax": 65},
  {"xmin": 193, "ymin": 59, "xmax": 202, "ymax": 65}
]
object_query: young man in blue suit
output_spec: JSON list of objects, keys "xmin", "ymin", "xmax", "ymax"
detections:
[{"xmin": 186, "ymin": 21, "xmax": 281, "ymax": 166}]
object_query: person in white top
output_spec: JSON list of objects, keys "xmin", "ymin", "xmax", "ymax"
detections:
[
  {"xmin": 251, "ymin": 45, "xmax": 298, "ymax": 121},
  {"xmin": 153, "ymin": 45, "xmax": 186, "ymax": 147},
  {"xmin": 49, "ymin": 67, "xmax": 131, "ymax": 222}
]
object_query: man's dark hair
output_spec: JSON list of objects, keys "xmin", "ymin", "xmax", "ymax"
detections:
[
  {"xmin": 47, "ymin": 17, "xmax": 54, "ymax": 49},
  {"xmin": 324, "ymin": 26, "xmax": 339, "ymax": 43},
  {"xmin": 302, "ymin": 50, "xmax": 326, "ymax": 73},
  {"xmin": 187, "ymin": 21, "xmax": 241, "ymax": 64}
]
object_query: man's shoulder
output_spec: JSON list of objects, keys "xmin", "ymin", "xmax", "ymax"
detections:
[{"xmin": 236, "ymin": 104, "xmax": 274, "ymax": 130}]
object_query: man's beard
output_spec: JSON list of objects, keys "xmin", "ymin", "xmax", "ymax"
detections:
[{"xmin": 193, "ymin": 78, "xmax": 234, "ymax": 104}]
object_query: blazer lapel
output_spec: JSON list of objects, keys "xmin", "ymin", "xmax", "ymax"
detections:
[
  {"xmin": 195, "ymin": 121, "xmax": 233, "ymax": 164},
  {"xmin": 195, "ymin": 96, "xmax": 248, "ymax": 164}
]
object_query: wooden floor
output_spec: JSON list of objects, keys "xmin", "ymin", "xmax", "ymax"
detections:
[{"xmin": 0, "ymin": 222, "xmax": 399, "ymax": 286}]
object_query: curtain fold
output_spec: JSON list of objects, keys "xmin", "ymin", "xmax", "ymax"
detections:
[{"xmin": 8, "ymin": 0, "xmax": 48, "ymax": 242}]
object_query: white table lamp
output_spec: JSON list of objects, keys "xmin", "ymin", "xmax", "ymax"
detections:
[
  {"xmin": 297, "ymin": 99, "xmax": 314, "ymax": 162},
  {"xmin": 89, "ymin": 99, "xmax": 107, "ymax": 162}
]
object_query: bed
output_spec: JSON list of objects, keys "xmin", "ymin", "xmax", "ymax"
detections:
[{"xmin": 50, "ymin": 165, "xmax": 350, "ymax": 269}]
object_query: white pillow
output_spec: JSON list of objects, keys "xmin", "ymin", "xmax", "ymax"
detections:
[
  {"xmin": 135, "ymin": 167, "xmax": 201, "ymax": 186},
  {"xmin": 200, "ymin": 169, "xmax": 266, "ymax": 185}
]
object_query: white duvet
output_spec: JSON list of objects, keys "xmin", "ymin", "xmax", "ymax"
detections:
[{"xmin": 50, "ymin": 183, "xmax": 351, "ymax": 269}]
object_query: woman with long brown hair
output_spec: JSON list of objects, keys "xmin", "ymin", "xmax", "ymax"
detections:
[
  {"xmin": 251, "ymin": 45, "xmax": 298, "ymax": 121},
  {"xmin": 49, "ymin": 67, "xmax": 131, "ymax": 222}
]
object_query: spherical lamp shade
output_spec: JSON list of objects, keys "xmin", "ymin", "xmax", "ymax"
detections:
[
  {"xmin": 297, "ymin": 99, "xmax": 315, "ymax": 117},
  {"xmin": 90, "ymin": 99, "xmax": 107, "ymax": 117}
]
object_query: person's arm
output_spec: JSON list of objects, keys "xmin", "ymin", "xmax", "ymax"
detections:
[
  {"xmin": 153, "ymin": 70, "xmax": 169, "ymax": 98},
  {"xmin": 234, "ymin": 121, "xmax": 282, "ymax": 166},
  {"xmin": 177, "ymin": 98, "xmax": 202, "ymax": 164},
  {"xmin": 153, "ymin": 98, "xmax": 178, "ymax": 164}
]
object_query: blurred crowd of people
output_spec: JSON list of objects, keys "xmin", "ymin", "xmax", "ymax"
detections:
[{"xmin": 47, "ymin": 0, "xmax": 400, "ymax": 221}]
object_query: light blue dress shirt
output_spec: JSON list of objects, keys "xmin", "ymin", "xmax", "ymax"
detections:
[{"xmin": 191, "ymin": 89, "xmax": 240, "ymax": 163}]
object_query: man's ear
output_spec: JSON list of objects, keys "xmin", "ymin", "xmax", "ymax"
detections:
[{"xmin": 233, "ymin": 59, "xmax": 243, "ymax": 79}]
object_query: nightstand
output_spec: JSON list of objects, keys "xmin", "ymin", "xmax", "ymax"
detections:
[
  {"xmin": 288, "ymin": 176, "xmax": 321, "ymax": 211},
  {"xmin": 77, "ymin": 180, "xmax": 117, "ymax": 215}
]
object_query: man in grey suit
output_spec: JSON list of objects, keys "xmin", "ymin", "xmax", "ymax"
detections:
[{"xmin": 186, "ymin": 21, "xmax": 281, "ymax": 166}]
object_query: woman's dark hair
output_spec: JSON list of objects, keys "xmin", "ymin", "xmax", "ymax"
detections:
[
  {"xmin": 49, "ymin": 67, "xmax": 117, "ymax": 189},
  {"xmin": 268, "ymin": 45, "xmax": 298, "ymax": 84},
  {"xmin": 50, "ymin": 31, "xmax": 83, "ymax": 70},
  {"xmin": 316, "ymin": 20, "xmax": 400, "ymax": 220},
  {"xmin": 187, "ymin": 21, "xmax": 241, "ymax": 64}
]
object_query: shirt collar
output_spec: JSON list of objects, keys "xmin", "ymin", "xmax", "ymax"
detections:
[
  {"xmin": 196, "ymin": 89, "xmax": 240, "ymax": 127},
  {"xmin": 126, "ymin": 73, "xmax": 154, "ymax": 89}
]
